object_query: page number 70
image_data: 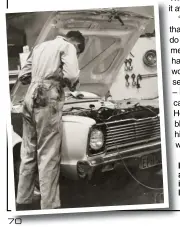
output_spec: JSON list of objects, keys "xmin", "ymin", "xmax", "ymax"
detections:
[{"xmin": 8, "ymin": 218, "xmax": 22, "ymax": 224}]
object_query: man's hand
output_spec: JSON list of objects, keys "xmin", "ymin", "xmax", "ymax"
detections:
[
  {"xmin": 62, "ymin": 78, "xmax": 71, "ymax": 88},
  {"xmin": 63, "ymin": 78, "xmax": 80, "ymax": 92},
  {"xmin": 70, "ymin": 79, "xmax": 80, "ymax": 92}
]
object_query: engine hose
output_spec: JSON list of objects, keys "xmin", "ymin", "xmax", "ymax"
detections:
[{"xmin": 103, "ymin": 121, "xmax": 163, "ymax": 191}]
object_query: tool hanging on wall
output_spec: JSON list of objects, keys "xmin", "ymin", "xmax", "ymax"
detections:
[
  {"xmin": 125, "ymin": 74, "xmax": 130, "ymax": 87},
  {"xmin": 131, "ymin": 74, "xmax": 136, "ymax": 87},
  {"xmin": 143, "ymin": 50, "xmax": 157, "ymax": 68},
  {"xmin": 136, "ymin": 74, "xmax": 142, "ymax": 89},
  {"xmin": 139, "ymin": 73, "xmax": 157, "ymax": 79},
  {"xmin": 128, "ymin": 58, "xmax": 133, "ymax": 71},
  {"xmin": 124, "ymin": 58, "xmax": 133, "ymax": 71},
  {"xmin": 124, "ymin": 73, "xmax": 157, "ymax": 89},
  {"xmin": 124, "ymin": 60, "xmax": 128, "ymax": 71},
  {"xmin": 136, "ymin": 73, "xmax": 157, "ymax": 89}
]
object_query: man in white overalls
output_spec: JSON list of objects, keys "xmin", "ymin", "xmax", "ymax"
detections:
[{"xmin": 16, "ymin": 31, "xmax": 85, "ymax": 210}]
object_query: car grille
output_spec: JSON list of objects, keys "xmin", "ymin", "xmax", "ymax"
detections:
[{"xmin": 105, "ymin": 116, "xmax": 160, "ymax": 152}]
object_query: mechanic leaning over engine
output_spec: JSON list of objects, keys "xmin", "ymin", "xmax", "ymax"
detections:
[{"xmin": 16, "ymin": 31, "xmax": 85, "ymax": 210}]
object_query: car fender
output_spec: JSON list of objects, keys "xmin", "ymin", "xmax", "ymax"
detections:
[
  {"xmin": 11, "ymin": 116, "xmax": 96, "ymax": 180},
  {"xmin": 61, "ymin": 115, "xmax": 96, "ymax": 179}
]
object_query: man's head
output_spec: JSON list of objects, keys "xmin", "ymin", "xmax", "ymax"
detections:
[{"xmin": 66, "ymin": 31, "xmax": 85, "ymax": 56}]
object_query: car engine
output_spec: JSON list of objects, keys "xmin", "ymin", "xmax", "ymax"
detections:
[{"xmin": 63, "ymin": 101, "xmax": 159, "ymax": 123}]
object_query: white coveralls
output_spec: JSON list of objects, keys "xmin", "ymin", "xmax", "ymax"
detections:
[{"xmin": 16, "ymin": 36, "xmax": 79, "ymax": 209}]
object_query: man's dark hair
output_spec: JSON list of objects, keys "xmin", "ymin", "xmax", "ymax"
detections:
[{"xmin": 66, "ymin": 31, "xmax": 85, "ymax": 54}]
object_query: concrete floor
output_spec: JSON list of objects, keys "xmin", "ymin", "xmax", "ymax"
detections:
[{"xmin": 28, "ymin": 165, "xmax": 164, "ymax": 210}]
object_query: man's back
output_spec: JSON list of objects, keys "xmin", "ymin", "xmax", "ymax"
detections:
[{"xmin": 31, "ymin": 37, "xmax": 75, "ymax": 82}]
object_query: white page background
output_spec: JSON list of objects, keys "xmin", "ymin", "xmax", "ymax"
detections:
[{"xmin": 0, "ymin": 0, "xmax": 180, "ymax": 226}]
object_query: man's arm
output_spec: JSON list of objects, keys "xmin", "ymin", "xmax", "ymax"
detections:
[
  {"xmin": 61, "ymin": 43, "xmax": 80, "ymax": 90},
  {"xmin": 18, "ymin": 50, "xmax": 33, "ymax": 85}
]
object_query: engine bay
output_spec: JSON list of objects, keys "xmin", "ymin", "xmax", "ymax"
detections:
[{"xmin": 63, "ymin": 100, "xmax": 159, "ymax": 123}]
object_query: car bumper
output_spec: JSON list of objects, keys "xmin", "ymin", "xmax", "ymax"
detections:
[{"xmin": 77, "ymin": 140, "xmax": 161, "ymax": 180}]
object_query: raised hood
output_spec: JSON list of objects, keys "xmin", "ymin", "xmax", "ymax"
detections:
[{"xmin": 11, "ymin": 8, "xmax": 153, "ymax": 103}]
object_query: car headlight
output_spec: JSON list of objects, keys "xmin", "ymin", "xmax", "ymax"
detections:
[
  {"xmin": 89, "ymin": 129, "xmax": 104, "ymax": 150},
  {"xmin": 143, "ymin": 49, "xmax": 157, "ymax": 67}
]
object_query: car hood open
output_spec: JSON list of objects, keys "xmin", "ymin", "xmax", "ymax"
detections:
[{"xmin": 11, "ymin": 8, "xmax": 153, "ymax": 104}]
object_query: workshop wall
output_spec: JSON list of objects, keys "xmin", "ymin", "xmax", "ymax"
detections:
[
  {"xmin": 24, "ymin": 12, "xmax": 52, "ymax": 48},
  {"xmin": 6, "ymin": 12, "xmax": 53, "ymax": 70},
  {"xmin": 6, "ymin": 25, "xmax": 26, "ymax": 70},
  {"xmin": 110, "ymin": 37, "xmax": 158, "ymax": 100}
]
